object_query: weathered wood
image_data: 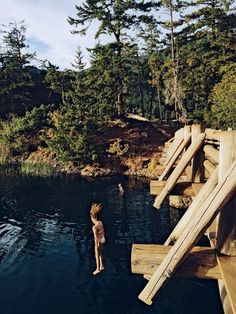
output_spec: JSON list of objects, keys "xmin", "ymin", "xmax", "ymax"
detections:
[
  {"xmin": 216, "ymin": 131, "xmax": 236, "ymax": 256},
  {"xmin": 218, "ymin": 281, "xmax": 234, "ymax": 314},
  {"xmin": 159, "ymin": 126, "xmax": 191, "ymax": 181},
  {"xmin": 152, "ymin": 165, "xmax": 167, "ymax": 176},
  {"xmin": 164, "ymin": 129, "xmax": 184, "ymax": 167},
  {"xmin": 191, "ymin": 124, "xmax": 204, "ymax": 182},
  {"xmin": 131, "ymin": 244, "xmax": 221, "ymax": 280},
  {"xmin": 203, "ymin": 145, "xmax": 219, "ymax": 165},
  {"xmin": 203, "ymin": 159, "xmax": 216, "ymax": 175},
  {"xmin": 217, "ymin": 255, "xmax": 236, "ymax": 314},
  {"xmin": 165, "ymin": 168, "xmax": 218, "ymax": 245},
  {"xmin": 138, "ymin": 161, "xmax": 236, "ymax": 305},
  {"xmin": 192, "ymin": 183, "xmax": 205, "ymax": 196},
  {"xmin": 150, "ymin": 181, "xmax": 195, "ymax": 197},
  {"xmin": 154, "ymin": 133, "xmax": 206, "ymax": 209},
  {"xmin": 205, "ymin": 128, "xmax": 222, "ymax": 141}
]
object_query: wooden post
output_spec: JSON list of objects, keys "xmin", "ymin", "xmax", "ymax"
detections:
[
  {"xmin": 203, "ymin": 160, "xmax": 216, "ymax": 175},
  {"xmin": 159, "ymin": 126, "xmax": 191, "ymax": 181},
  {"xmin": 191, "ymin": 124, "xmax": 204, "ymax": 182},
  {"xmin": 216, "ymin": 131, "xmax": 236, "ymax": 256},
  {"xmin": 138, "ymin": 161, "xmax": 236, "ymax": 305},
  {"xmin": 165, "ymin": 168, "xmax": 218, "ymax": 245},
  {"xmin": 154, "ymin": 133, "xmax": 205, "ymax": 209}
]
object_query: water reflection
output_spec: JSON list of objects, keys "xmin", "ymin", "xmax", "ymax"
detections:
[{"xmin": 0, "ymin": 174, "xmax": 222, "ymax": 314}]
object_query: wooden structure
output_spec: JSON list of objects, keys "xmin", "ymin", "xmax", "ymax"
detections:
[{"xmin": 131, "ymin": 125, "xmax": 236, "ymax": 313}]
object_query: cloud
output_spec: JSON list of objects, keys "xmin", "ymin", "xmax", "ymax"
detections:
[{"xmin": 0, "ymin": 0, "xmax": 95, "ymax": 69}]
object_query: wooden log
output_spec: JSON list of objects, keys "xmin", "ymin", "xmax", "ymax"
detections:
[
  {"xmin": 216, "ymin": 131, "xmax": 236, "ymax": 256},
  {"xmin": 159, "ymin": 126, "xmax": 191, "ymax": 181},
  {"xmin": 217, "ymin": 255, "xmax": 236, "ymax": 314},
  {"xmin": 205, "ymin": 128, "xmax": 222, "ymax": 141},
  {"xmin": 203, "ymin": 145, "xmax": 219, "ymax": 165},
  {"xmin": 131, "ymin": 244, "xmax": 221, "ymax": 280},
  {"xmin": 154, "ymin": 133, "xmax": 206, "ymax": 209},
  {"xmin": 192, "ymin": 183, "xmax": 205, "ymax": 196},
  {"xmin": 164, "ymin": 129, "xmax": 184, "ymax": 167},
  {"xmin": 138, "ymin": 161, "xmax": 236, "ymax": 305},
  {"xmin": 191, "ymin": 124, "xmax": 204, "ymax": 182},
  {"xmin": 203, "ymin": 159, "xmax": 216, "ymax": 175},
  {"xmin": 150, "ymin": 181, "xmax": 195, "ymax": 197},
  {"xmin": 165, "ymin": 168, "xmax": 218, "ymax": 245}
]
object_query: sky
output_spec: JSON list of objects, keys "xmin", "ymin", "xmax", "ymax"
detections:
[{"xmin": 0, "ymin": 0, "xmax": 101, "ymax": 69}]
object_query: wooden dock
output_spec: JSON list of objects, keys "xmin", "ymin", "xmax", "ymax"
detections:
[{"xmin": 131, "ymin": 125, "xmax": 236, "ymax": 313}]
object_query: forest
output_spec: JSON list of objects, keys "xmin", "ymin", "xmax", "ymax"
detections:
[{"xmin": 0, "ymin": 0, "xmax": 236, "ymax": 174}]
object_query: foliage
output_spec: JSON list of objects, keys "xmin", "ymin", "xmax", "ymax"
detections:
[
  {"xmin": 21, "ymin": 162, "xmax": 56, "ymax": 176},
  {"xmin": 107, "ymin": 138, "xmax": 129, "ymax": 157},
  {"xmin": 206, "ymin": 64, "xmax": 236, "ymax": 129}
]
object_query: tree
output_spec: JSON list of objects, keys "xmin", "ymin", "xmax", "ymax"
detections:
[
  {"xmin": 0, "ymin": 21, "xmax": 36, "ymax": 116},
  {"xmin": 68, "ymin": 0, "xmax": 158, "ymax": 116}
]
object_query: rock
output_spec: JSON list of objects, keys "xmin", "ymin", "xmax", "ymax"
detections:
[{"xmin": 80, "ymin": 164, "xmax": 112, "ymax": 177}]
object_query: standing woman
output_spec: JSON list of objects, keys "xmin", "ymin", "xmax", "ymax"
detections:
[{"xmin": 90, "ymin": 203, "xmax": 105, "ymax": 275}]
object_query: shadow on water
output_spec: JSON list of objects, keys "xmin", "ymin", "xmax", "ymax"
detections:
[{"xmin": 0, "ymin": 174, "xmax": 223, "ymax": 314}]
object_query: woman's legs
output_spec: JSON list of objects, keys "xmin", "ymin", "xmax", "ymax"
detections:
[{"xmin": 93, "ymin": 244, "xmax": 104, "ymax": 274}]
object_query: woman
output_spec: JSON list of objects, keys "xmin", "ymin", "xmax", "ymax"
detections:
[{"xmin": 90, "ymin": 203, "xmax": 105, "ymax": 275}]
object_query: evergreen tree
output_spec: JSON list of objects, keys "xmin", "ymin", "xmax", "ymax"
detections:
[
  {"xmin": 0, "ymin": 21, "xmax": 35, "ymax": 116},
  {"xmin": 68, "ymin": 0, "xmax": 158, "ymax": 116}
]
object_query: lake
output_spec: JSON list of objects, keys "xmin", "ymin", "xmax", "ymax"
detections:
[{"xmin": 0, "ymin": 174, "xmax": 222, "ymax": 314}]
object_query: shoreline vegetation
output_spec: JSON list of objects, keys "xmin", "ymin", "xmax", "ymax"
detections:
[{"xmin": 0, "ymin": 116, "xmax": 175, "ymax": 178}]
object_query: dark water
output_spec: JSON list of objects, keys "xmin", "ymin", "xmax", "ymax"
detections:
[{"xmin": 0, "ymin": 174, "xmax": 223, "ymax": 314}]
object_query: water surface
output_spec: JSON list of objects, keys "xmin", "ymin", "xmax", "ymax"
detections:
[{"xmin": 0, "ymin": 174, "xmax": 222, "ymax": 314}]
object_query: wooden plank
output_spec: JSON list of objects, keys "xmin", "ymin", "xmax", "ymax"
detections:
[
  {"xmin": 154, "ymin": 133, "xmax": 206, "ymax": 209},
  {"xmin": 131, "ymin": 244, "xmax": 221, "ymax": 280},
  {"xmin": 159, "ymin": 126, "xmax": 191, "ymax": 181},
  {"xmin": 217, "ymin": 255, "xmax": 236, "ymax": 314},
  {"xmin": 138, "ymin": 161, "xmax": 236, "ymax": 305},
  {"xmin": 164, "ymin": 130, "xmax": 184, "ymax": 167},
  {"xmin": 203, "ymin": 144, "xmax": 219, "ymax": 165},
  {"xmin": 165, "ymin": 168, "xmax": 218, "ymax": 245}
]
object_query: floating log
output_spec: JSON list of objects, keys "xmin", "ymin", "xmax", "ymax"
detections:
[
  {"xmin": 159, "ymin": 126, "xmax": 191, "ymax": 181},
  {"xmin": 138, "ymin": 161, "xmax": 236, "ymax": 305},
  {"xmin": 165, "ymin": 168, "xmax": 218, "ymax": 245},
  {"xmin": 154, "ymin": 133, "xmax": 206, "ymax": 209},
  {"xmin": 131, "ymin": 244, "xmax": 221, "ymax": 280},
  {"xmin": 203, "ymin": 145, "xmax": 219, "ymax": 165}
]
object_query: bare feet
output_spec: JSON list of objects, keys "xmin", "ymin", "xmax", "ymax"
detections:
[{"xmin": 93, "ymin": 269, "xmax": 100, "ymax": 275}]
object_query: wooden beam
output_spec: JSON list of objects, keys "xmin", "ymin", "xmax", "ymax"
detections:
[
  {"xmin": 217, "ymin": 255, "xmax": 236, "ymax": 314},
  {"xmin": 191, "ymin": 124, "xmax": 204, "ymax": 182},
  {"xmin": 205, "ymin": 128, "xmax": 222, "ymax": 141},
  {"xmin": 138, "ymin": 161, "xmax": 236, "ymax": 305},
  {"xmin": 154, "ymin": 133, "xmax": 206, "ymax": 209},
  {"xmin": 192, "ymin": 183, "xmax": 205, "ymax": 196},
  {"xmin": 150, "ymin": 181, "xmax": 195, "ymax": 197},
  {"xmin": 216, "ymin": 131, "xmax": 236, "ymax": 256},
  {"xmin": 159, "ymin": 126, "xmax": 191, "ymax": 181},
  {"xmin": 164, "ymin": 129, "xmax": 184, "ymax": 167},
  {"xmin": 165, "ymin": 169, "xmax": 218, "ymax": 245},
  {"xmin": 131, "ymin": 244, "xmax": 222, "ymax": 280},
  {"xmin": 203, "ymin": 145, "xmax": 219, "ymax": 165}
]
